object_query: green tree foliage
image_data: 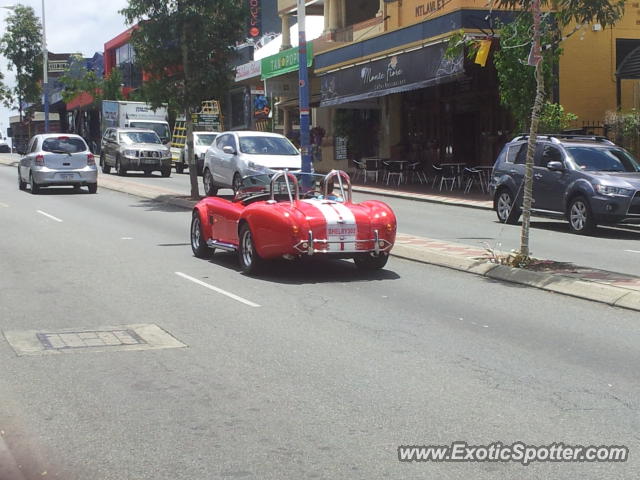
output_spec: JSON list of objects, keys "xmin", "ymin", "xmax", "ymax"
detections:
[
  {"xmin": 59, "ymin": 56, "xmax": 125, "ymax": 104},
  {"xmin": 538, "ymin": 102, "xmax": 578, "ymax": 133},
  {"xmin": 0, "ymin": 5, "xmax": 43, "ymax": 117},
  {"xmin": 120, "ymin": 0, "xmax": 247, "ymax": 198},
  {"xmin": 493, "ymin": 14, "xmax": 558, "ymax": 131}
]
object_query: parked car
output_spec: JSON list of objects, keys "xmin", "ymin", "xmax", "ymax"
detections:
[
  {"xmin": 100, "ymin": 127, "xmax": 172, "ymax": 177},
  {"xmin": 190, "ymin": 170, "xmax": 396, "ymax": 274},
  {"xmin": 202, "ymin": 131, "xmax": 301, "ymax": 195},
  {"xmin": 489, "ymin": 134, "xmax": 640, "ymax": 234},
  {"xmin": 18, "ymin": 134, "xmax": 98, "ymax": 194},
  {"xmin": 175, "ymin": 131, "xmax": 218, "ymax": 175}
]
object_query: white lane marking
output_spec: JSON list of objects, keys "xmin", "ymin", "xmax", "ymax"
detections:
[
  {"xmin": 625, "ymin": 250, "xmax": 640, "ymax": 254},
  {"xmin": 0, "ymin": 202, "xmax": 8, "ymax": 208},
  {"xmin": 121, "ymin": 237, "xmax": 134, "ymax": 240},
  {"xmin": 175, "ymin": 272, "xmax": 261, "ymax": 308},
  {"xmin": 36, "ymin": 210, "xmax": 63, "ymax": 222}
]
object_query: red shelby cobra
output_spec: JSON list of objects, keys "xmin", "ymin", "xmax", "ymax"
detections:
[{"xmin": 190, "ymin": 170, "xmax": 397, "ymax": 274}]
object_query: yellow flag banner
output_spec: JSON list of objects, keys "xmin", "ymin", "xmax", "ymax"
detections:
[{"xmin": 474, "ymin": 39, "xmax": 492, "ymax": 67}]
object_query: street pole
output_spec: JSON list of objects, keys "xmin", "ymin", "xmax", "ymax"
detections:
[
  {"xmin": 41, "ymin": 0, "xmax": 48, "ymax": 133},
  {"xmin": 296, "ymin": 0, "xmax": 312, "ymax": 176}
]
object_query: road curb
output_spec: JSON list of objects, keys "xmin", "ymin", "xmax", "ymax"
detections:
[
  {"xmin": 351, "ymin": 185, "xmax": 492, "ymax": 211},
  {"xmin": 3, "ymin": 156, "xmax": 638, "ymax": 313}
]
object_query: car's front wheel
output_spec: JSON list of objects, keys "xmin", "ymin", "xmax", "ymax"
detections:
[
  {"xmin": 87, "ymin": 183, "xmax": 98, "ymax": 194},
  {"xmin": 203, "ymin": 169, "xmax": 218, "ymax": 196},
  {"xmin": 191, "ymin": 212, "xmax": 212, "ymax": 258},
  {"xmin": 161, "ymin": 167, "xmax": 171, "ymax": 178},
  {"xmin": 232, "ymin": 173, "xmax": 243, "ymax": 194},
  {"xmin": 354, "ymin": 252, "xmax": 389, "ymax": 270},
  {"xmin": 100, "ymin": 154, "xmax": 111, "ymax": 174},
  {"xmin": 238, "ymin": 223, "xmax": 264, "ymax": 275},
  {"xmin": 495, "ymin": 189, "xmax": 520, "ymax": 224},
  {"xmin": 116, "ymin": 157, "xmax": 127, "ymax": 176},
  {"xmin": 567, "ymin": 196, "xmax": 596, "ymax": 234}
]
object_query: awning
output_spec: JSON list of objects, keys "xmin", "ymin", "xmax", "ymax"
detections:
[
  {"xmin": 275, "ymin": 94, "xmax": 323, "ymax": 108},
  {"xmin": 320, "ymin": 42, "xmax": 464, "ymax": 107}
]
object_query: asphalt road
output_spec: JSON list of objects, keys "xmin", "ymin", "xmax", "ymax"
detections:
[
  {"xmin": 101, "ymin": 165, "xmax": 640, "ymax": 277},
  {"xmin": 1, "ymin": 163, "xmax": 640, "ymax": 479}
]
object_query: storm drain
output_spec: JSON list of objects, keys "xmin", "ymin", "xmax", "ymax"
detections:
[{"xmin": 2, "ymin": 324, "xmax": 186, "ymax": 356}]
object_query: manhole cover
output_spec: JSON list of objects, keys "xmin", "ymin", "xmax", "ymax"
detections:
[{"xmin": 2, "ymin": 324, "xmax": 186, "ymax": 356}]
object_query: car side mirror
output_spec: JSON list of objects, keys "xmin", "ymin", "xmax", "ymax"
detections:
[
  {"xmin": 223, "ymin": 146, "xmax": 236, "ymax": 155},
  {"xmin": 547, "ymin": 161, "xmax": 565, "ymax": 171}
]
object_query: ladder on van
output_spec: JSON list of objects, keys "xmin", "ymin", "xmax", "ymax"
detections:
[{"xmin": 170, "ymin": 100, "xmax": 223, "ymax": 149}]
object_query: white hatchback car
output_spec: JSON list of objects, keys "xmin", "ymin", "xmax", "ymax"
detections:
[
  {"xmin": 202, "ymin": 131, "xmax": 301, "ymax": 195},
  {"xmin": 18, "ymin": 133, "xmax": 98, "ymax": 194}
]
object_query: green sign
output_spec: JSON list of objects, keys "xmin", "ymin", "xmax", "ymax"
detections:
[{"xmin": 261, "ymin": 43, "xmax": 313, "ymax": 80}]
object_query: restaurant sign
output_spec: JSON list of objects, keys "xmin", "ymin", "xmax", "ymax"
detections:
[
  {"xmin": 261, "ymin": 44, "xmax": 314, "ymax": 80},
  {"xmin": 320, "ymin": 42, "xmax": 464, "ymax": 107}
]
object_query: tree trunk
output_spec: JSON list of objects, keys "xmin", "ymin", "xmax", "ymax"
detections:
[
  {"xmin": 181, "ymin": 16, "xmax": 198, "ymax": 199},
  {"xmin": 519, "ymin": 0, "xmax": 545, "ymax": 259}
]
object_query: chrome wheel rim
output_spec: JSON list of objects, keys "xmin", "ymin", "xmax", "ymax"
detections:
[
  {"xmin": 204, "ymin": 171, "xmax": 212, "ymax": 193},
  {"xmin": 241, "ymin": 230, "xmax": 253, "ymax": 267},
  {"xmin": 191, "ymin": 216, "xmax": 201, "ymax": 250},
  {"xmin": 233, "ymin": 175, "xmax": 242, "ymax": 193},
  {"xmin": 497, "ymin": 193, "xmax": 512, "ymax": 221},
  {"xmin": 570, "ymin": 202, "xmax": 587, "ymax": 231}
]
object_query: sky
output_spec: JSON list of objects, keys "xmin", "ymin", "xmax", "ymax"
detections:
[{"xmin": 0, "ymin": 0, "xmax": 130, "ymax": 138}]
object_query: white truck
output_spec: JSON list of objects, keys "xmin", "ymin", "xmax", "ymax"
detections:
[{"xmin": 101, "ymin": 100, "xmax": 171, "ymax": 145}]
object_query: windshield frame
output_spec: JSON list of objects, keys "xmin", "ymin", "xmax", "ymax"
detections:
[
  {"xmin": 238, "ymin": 135, "xmax": 300, "ymax": 156},
  {"xmin": 566, "ymin": 146, "xmax": 640, "ymax": 173},
  {"xmin": 119, "ymin": 131, "xmax": 162, "ymax": 145},
  {"xmin": 128, "ymin": 122, "xmax": 170, "ymax": 142}
]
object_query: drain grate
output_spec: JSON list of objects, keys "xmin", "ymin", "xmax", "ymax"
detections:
[{"xmin": 3, "ymin": 324, "xmax": 186, "ymax": 356}]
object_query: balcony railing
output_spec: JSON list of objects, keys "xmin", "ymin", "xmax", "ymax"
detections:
[{"xmin": 332, "ymin": 15, "xmax": 384, "ymax": 43}]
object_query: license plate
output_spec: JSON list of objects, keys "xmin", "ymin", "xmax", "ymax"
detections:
[
  {"xmin": 142, "ymin": 159, "xmax": 157, "ymax": 164},
  {"xmin": 328, "ymin": 226, "xmax": 356, "ymax": 236},
  {"xmin": 60, "ymin": 173, "xmax": 75, "ymax": 180}
]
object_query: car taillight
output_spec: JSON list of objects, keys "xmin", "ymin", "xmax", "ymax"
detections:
[
  {"xmin": 35, "ymin": 154, "xmax": 45, "ymax": 166},
  {"xmin": 87, "ymin": 153, "xmax": 95, "ymax": 165}
]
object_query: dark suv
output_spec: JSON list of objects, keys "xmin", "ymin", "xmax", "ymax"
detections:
[{"xmin": 489, "ymin": 135, "xmax": 640, "ymax": 234}]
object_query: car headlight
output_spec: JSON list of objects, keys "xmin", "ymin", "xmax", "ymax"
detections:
[
  {"xmin": 248, "ymin": 161, "xmax": 271, "ymax": 173},
  {"xmin": 123, "ymin": 149, "xmax": 138, "ymax": 157},
  {"xmin": 595, "ymin": 184, "xmax": 634, "ymax": 196}
]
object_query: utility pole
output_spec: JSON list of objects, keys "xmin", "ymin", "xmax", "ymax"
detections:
[
  {"xmin": 296, "ymin": 0, "xmax": 312, "ymax": 175},
  {"xmin": 41, "ymin": 0, "xmax": 49, "ymax": 133}
]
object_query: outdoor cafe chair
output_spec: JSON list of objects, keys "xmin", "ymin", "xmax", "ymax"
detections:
[
  {"xmin": 352, "ymin": 159, "xmax": 366, "ymax": 182},
  {"xmin": 383, "ymin": 160, "xmax": 404, "ymax": 186},
  {"xmin": 407, "ymin": 162, "xmax": 427, "ymax": 184},
  {"xmin": 463, "ymin": 167, "xmax": 486, "ymax": 194},
  {"xmin": 432, "ymin": 164, "xmax": 458, "ymax": 191}
]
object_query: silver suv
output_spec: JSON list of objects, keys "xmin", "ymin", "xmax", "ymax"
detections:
[
  {"xmin": 490, "ymin": 134, "xmax": 640, "ymax": 234},
  {"xmin": 100, "ymin": 127, "xmax": 172, "ymax": 177}
]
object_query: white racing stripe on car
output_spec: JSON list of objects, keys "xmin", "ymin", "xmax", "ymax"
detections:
[
  {"xmin": 175, "ymin": 272, "xmax": 261, "ymax": 308},
  {"xmin": 36, "ymin": 210, "xmax": 63, "ymax": 222},
  {"xmin": 302, "ymin": 199, "xmax": 358, "ymax": 252}
]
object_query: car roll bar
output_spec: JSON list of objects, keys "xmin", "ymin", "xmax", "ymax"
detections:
[
  {"xmin": 323, "ymin": 170, "xmax": 352, "ymax": 203},
  {"xmin": 270, "ymin": 170, "xmax": 299, "ymax": 203}
]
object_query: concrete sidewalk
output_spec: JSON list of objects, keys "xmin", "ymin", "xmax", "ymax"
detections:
[{"xmin": 1, "ymin": 154, "xmax": 638, "ymax": 312}]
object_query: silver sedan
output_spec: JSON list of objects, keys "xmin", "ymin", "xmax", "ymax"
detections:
[{"xmin": 18, "ymin": 133, "xmax": 98, "ymax": 194}]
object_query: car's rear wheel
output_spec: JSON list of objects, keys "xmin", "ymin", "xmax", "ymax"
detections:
[
  {"xmin": 191, "ymin": 212, "xmax": 212, "ymax": 258},
  {"xmin": 87, "ymin": 183, "xmax": 98, "ymax": 194},
  {"xmin": 100, "ymin": 154, "xmax": 111, "ymax": 174},
  {"xmin": 116, "ymin": 157, "xmax": 127, "ymax": 176},
  {"xmin": 203, "ymin": 169, "xmax": 218, "ymax": 196},
  {"xmin": 495, "ymin": 189, "xmax": 520, "ymax": 224},
  {"xmin": 30, "ymin": 172, "xmax": 40, "ymax": 194},
  {"xmin": 176, "ymin": 163, "xmax": 184, "ymax": 174},
  {"xmin": 18, "ymin": 170, "xmax": 26, "ymax": 191},
  {"xmin": 568, "ymin": 196, "xmax": 596, "ymax": 234},
  {"xmin": 232, "ymin": 173, "xmax": 243, "ymax": 194},
  {"xmin": 354, "ymin": 252, "xmax": 389, "ymax": 270},
  {"xmin": 238, "ymin": 223, "xmax": 264, "ymax": 275},
  {"xmin": 161, "ymin": 167, "xmax": 171, "ymax": 178}
]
